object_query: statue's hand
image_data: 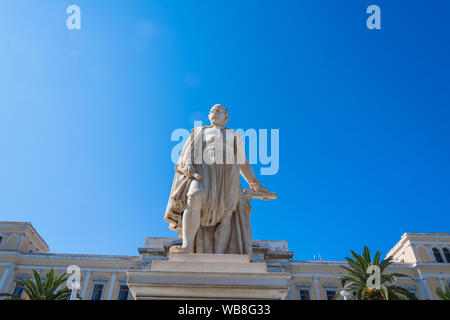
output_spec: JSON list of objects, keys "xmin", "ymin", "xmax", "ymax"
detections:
[
  {"xmin": 186, "ymin": 164, "xmax": 202, "ymax": 181},
  {"xmin": 250, "ymin": 181, "xmax": 270, "ymax": 194},
  {"xmin": 186, "ymin": 164, "xmax": 196, "ymax": 177}
]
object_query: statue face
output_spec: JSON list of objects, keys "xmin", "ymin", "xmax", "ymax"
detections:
[{"xmin": 208, "ymin": 105, "xmax": 228, "ymax": 126}]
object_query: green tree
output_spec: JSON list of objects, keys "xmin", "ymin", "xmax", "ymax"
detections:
[
  {"xmin": 339, "ymin": 246, "xmax": 417, "ymax": 300},
  {"xmin": 435, "ymin": 284, "xmax": 450, "ymax": 300},
  {"xmin": 0, "ymin": 269, "xmax": 73, "ymax": 300}
]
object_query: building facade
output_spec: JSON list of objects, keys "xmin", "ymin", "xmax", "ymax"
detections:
[{"xmin": 0, "ymin": 221, "xmax": 449, "ymax": 300}]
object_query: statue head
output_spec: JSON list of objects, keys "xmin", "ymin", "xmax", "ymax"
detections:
[{"xmin": 208, "ymin": 104, "xmax": 229, "ymax": 127}]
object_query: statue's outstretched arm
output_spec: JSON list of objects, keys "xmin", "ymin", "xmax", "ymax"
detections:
[
  {"xmin": 238, "ymin": 156, "xmax": 259, "ymax": 187},
  {"xmin": 236, "ymin": 133, "xmax": 269, "ymax": 194}
]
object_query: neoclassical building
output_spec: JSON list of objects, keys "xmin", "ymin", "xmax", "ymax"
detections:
[{"xmin": 0, "ymin": 221, "xmax": 449, "ymax": 300}]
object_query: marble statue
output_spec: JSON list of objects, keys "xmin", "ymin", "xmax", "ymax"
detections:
[{"xmin": 164, "ymin": 104, "xmax": 276, "ymax": 255}]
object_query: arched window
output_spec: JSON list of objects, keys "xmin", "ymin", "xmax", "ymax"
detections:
[
  {"xmin": 432, "ymin": 247, "xmax": 444, "ymax": 263},
  {"xmin": 443, "ymin": 248, "xmax": 450, "ymax": 263}
]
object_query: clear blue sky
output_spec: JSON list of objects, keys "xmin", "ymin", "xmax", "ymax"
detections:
[{"xmin": 1, "ymin": 1, "xmax": 449, "ymax": 260}]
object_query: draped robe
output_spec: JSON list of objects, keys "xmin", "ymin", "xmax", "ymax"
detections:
[{"xmin": 164, "ymin": 125, "xmax": 258, "ymax": 255}]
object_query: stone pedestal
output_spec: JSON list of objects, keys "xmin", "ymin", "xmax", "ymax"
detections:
[{"xmin": 127, "ymin": 253, "xmax": 291, "ymax": 300}]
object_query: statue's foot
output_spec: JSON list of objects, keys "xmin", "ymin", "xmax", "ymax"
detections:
[{"xmin": 169, "ymin": 245, "xmax": 194, "ymax": 254}]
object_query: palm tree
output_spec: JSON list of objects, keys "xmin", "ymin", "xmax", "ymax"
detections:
[
  {"xmin": 339, "ymin": 246, "xmax": 417, "ymax": 300},
  {"xmin": 435, "ymin": 284, "xmax": 450, "ymax": 300},
  {"xmin": 0, "ymin": 269, "xmax": 73, "ymax": 300}
]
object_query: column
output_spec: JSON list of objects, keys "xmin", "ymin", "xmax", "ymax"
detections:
[
  {"xmin": 3, "ymin": 266, "xmax": 16, "ymax": 294},
  {"xmin": 423, "ymin": 278, "xmax": 434, "ymax": 299},
  {"xmin": 438, "ymin": 277, "xmax": 445, "ymax": 290},
  {"xmin": 416, "ymin": 276, "xmax": 427, "ymax": 300},
  {"xmin": 415, "ymin": 269, "xmax": 433, "ymax": 300},
  {"xmin": 0, "ymin": 265, "xmax": 14, "ymax": 293},
  {"xmin": 106, "ymin": 272, "xmax": 117, "ymax": 300},
  {"xmin": 313, "ymin": 276, "xmax": 321, "ymax": 300},
  {"xmin": 286, "ymin": 276, "xmax": 295, "ymax": 300},
  {"xmin": 80, "ymin": 271, "xmax": 91, "ymax": 300}
]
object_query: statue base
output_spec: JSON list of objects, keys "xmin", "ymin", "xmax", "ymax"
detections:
[{"xmin": 126, "ymin": 253, "xmax": 291, "ymax": 300}]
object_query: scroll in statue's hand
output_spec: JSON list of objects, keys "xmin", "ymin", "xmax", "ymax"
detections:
[
  {"xmin": 250, "ymin": 181, "xmax": 270, "ymax": 195},
  {"xmin": 244, "ymin": 187, "xmax": 277, "ymax": 201}
]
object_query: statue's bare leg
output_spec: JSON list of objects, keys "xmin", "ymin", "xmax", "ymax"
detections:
[
  {"xmin": 170, "ymin": 194, "xmax": 201, "ymax": 254},
  {"xmin": 214, "ymin": 210, "xmax": 234, "ymax": 254}
]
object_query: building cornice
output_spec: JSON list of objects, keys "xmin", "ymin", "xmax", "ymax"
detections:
[
  {"xmin": 404, "ymin": 232, "xmax": 450, "ymax": 238},
  {"xmin": 0, "ymin": 250, "xmax": 141, "ymax": 262},
  {"xmin": 0, "ymin": 262, "xmax": 132, "ymax": 273}
]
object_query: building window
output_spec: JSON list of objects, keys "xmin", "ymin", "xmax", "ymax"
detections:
[
  {"xmin": 12, "ymin": 274, "xmax": 31, "ymax": 298},
  {"xmin": 432, "ymin": 247, "xmax": 445, "ymax": 263},
  {"xmin": 323, "ymin": 283, "xmax": 338, "ymax": 300},
  {"xmin": 118, "ymin": 285, "xmax": 129, "ymax": 300},
  {"xmin": 91, "ymin": 283, "xmax": 104, "ymax": 300},
  {"xmin": 13, "ymin": 285, "xmax": 24, "ymax": 297},
  {"xmin": 325, "ymin": 289, "xmax": 337, "ymax": 300},
  {"xmin": 296, "ymin": 282, "xmax": 312, "ymax": 300},
  {"xmin": 298, "ymin": 288, "xmax": 311, "ymax": 300},
  {"xmin": 443, "ymin": 248, "xmax": 450, "ymax": 263}
]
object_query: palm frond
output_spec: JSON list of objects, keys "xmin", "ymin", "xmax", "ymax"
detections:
[
  {"xmin": 435, "ymin": 285, "xmax": 450, "ymax": 300},
  {"xmin": 1, "ymin": 268, "xmax": 73, "ymax": 300},
  {"xmin": 338, "ymin": 246, "xmax": 418, "ymax": 300}
]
